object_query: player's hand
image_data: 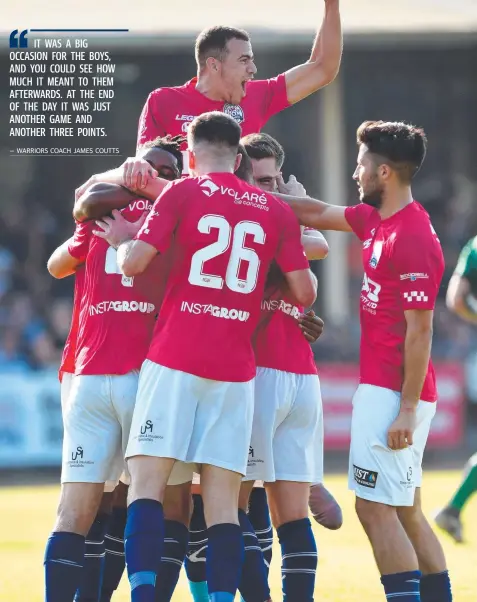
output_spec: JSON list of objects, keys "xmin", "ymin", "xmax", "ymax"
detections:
[
  {"xmin": 93, "ymin": 210, "xmax": 147, "ymax": 248},
  {"xmin": 122, "ymin": 157, "xmax": 158, "ymax": 191},
  {"xmin": 75, "ymin": 175, "xmax": 97, "ymax": 201},
  {"xmin": 298, "ymin": 310, "xmax": 324, "ymax": 343},
  {"xmin": 277, "ymin": 174, "xmax": 307, "ymax": 197},
  {"xmin": 387, "ymin": 409, "xmax": 416, "ymax": 450}
]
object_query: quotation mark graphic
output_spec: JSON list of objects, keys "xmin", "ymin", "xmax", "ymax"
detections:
[{"xmin": 10, "ymin": 30, "xmax": 29, "ymax": 49}]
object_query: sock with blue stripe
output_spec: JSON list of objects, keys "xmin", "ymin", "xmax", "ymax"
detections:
[
  {"xmin": 238, "ymin": 509, "xmax": 270, "ymax": 602},
  {"xmin": 155, "ymin": 520, "xmax": 189, "ymax": 601},
  {"xmin": 420, "ymin": 571, "xmax": 452, "ymax": 602},
  {"xmin": 277, "ymin": 518, "xmax": 317, "ymax": 602},
  {"xmin": 75, "ymin": 512, "xmax": 109, "ymax": 602},
  {"xmin": 125, "ymin": 499, "xmax": 164, "ymax": 602},
  {"xmin": 100, "ymin": 507, "xmax": 127, "ymax": 602},
  {"xmin": 185, "ymin": 494, "xmax": 208, "ymax": 602},
  {"xmin": 248, "ymin": 488, "xmax": 273, "ymax": 577},
  {"xmin": 381, "ymin": 570, "xmax": 421, "ymax": 601},
  {"xmin": 44, "ymin": 531, "xmax": 85, "ymax": 602},
  {"xmin": 206, "ymin": 523, "xmax": 244, "ymax": 602}
]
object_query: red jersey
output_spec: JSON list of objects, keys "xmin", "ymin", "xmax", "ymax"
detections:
[
  {"xmin": 136, "ymin": 173, "xmax": 309, "ymax": 382},
  {"xmin": 254, "ymin": 289, "xmax": 317, "ymax": 375},
  {"xmin": 136, "ymin": 75, "xmax": 290, "ymax": 151},
  {"xmin": 72, "ymin": 199, "xmax": 166, "ymax": 376},
  {"xmin": 345, "ymin": 201, "xmax": 444, "ymax": 402},
  {"xmin": 59, "ymin": 241, "xmax": 88, "ymax": 380}
]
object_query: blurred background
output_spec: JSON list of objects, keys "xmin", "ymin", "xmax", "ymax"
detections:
[{"xmin": 1, "ymin": 0, "xmax": 477, "ymax": 469}]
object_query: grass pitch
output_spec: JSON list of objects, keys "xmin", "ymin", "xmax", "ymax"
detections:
[{"xmin": 1, "ymin": 471, "xmax": 475, "ymax": 601}]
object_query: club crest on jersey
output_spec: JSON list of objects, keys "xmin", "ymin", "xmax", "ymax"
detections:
[
  {"xmin": 223, "ymin": 103, "xmax": 244, "ymax": 123},
  {"xmin": 200, "ymin": 179, "xmax": 219, "ymax": 197},
  {"xmin": 369, "ymin": 241, "xmax": 383, "ymax": 269}
]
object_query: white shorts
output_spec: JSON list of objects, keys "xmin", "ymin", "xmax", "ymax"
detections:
[
  {"xmin": 126, "ymin": 360, "xmax": 254, "ymax": 476},
  {"xmin": 61, "ymin": 372, "xmax": 139, "ymax": 492},
  {"xmin": 245, "ymin": 368, "xmax": 323, "ymax": 483},
  {"xmin": 348, "ymin": 384, "xmax": 436, "ymax": 507},
  {"xmin": 60, "ymin": 372, "xmax": 74, "ymax": 413}
]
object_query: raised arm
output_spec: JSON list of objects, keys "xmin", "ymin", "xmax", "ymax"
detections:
[
  {"xmin": 446, "ymin": 240, "xmax": 477, "ymax": 324},
  {"xmin": 302, "ymin": 229, "xmax": 329, "ymax": 260},
  {"xmin": 284, "ymin": 0, "xmax": 342, "ymax": 104}
]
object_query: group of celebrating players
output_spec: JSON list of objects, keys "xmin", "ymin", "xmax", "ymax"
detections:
[{"xmin": 44, "ymin": 1, "xmax": 455, "ymax": 601}]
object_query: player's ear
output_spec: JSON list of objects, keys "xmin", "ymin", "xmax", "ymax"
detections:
[
  {"xmin": 380, "ymin": 163, "xmax": 391, "ymax": 180},
  {"xmin": 206, "ymin": 57, "xmax": 219, "ymax": 73},
  {"xmin": 234, "ymin": 153, "xmax": 243, "ymax": 173}
]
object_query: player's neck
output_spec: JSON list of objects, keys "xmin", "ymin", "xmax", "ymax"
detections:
[
  {"xmin": 193, "ymin": 162, "xmax": 235, "ymax": 176},
  {"xmin": 195, "ymin": 73, "xmax": 226, "ymax": 102},
  {"xmin": 378, "ymin": 187, "xmax": 414, "ymax": 220}
]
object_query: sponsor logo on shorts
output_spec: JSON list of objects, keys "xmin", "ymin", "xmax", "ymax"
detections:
[
  {"xmin": 181, "ymin": 301, "xmax": 250, "ymax": 322},
  {"xmin": 353, "ymin": 464, "xmax": 378, "ymax": 489},
  {"xmin": 223, "ymin": 103, "xmax": 244, "ymax": 123},
  {"xmin": 400, "ymin": 466, "xmax": 414, "ymax": 489},
  {"xmin": 136, "ymin": 420, "xmax": 163, "ymax": 443},
  {"xmin": 68, "ymin": 445, "xmax": 94, "ymax": 468},
  {"xmin": 89, "ymin": 301, "xmax": 156, "ymax": 315},
  {"xmin": 247, "ymin": 445, "xmax": 264, "ymax": 468},
  {"xmin": 261, "ymin": 299, "xmax": 300, "ymax": 319},
  {"xmin": 400, "ymin": 272, "xmax": 429, "ymax": 281}
]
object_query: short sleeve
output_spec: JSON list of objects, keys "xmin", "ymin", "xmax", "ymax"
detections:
[
  {"xmin": 67, "ymin": 221, "xmax": 93, "ymax": 262},
  {"xmin": 136, "ymin": 89, "xmax": 167, "ymax": 150},
  {"xmin": 393, "ymin": 232, "xmax": 444, "ymax": 310},
  {"xmin": 344, "ymin": 204, "xmax": 374, "ymax": 241},
  {"xmin": 275, "ymin": 204, "xmax": 310, "ymax": 273},
  {"xmin": 262, "ymin": 74, "xmax": 290, "ymax": 122},
  {"xmin": 135, "ymin": 180, "xmax": 184, "ymax": 254},
  {"xmin": 455, "ymin": 238, "xmax": 477, "ymax": 280}
]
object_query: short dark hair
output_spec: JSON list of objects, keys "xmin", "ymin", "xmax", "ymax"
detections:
[
  {"xmin": 356, "ymin": 120, "xmax": 427, "ymax": 183},
  {"xmin": 235, "ymin": 143, "xmax": 253, "ymax": 183},
  {"xmin": 141, "ymin": 134, "xmax": 185, "ymax": 173},
  {"xmin": 188, "ymin": 111, "xmax": 241, "ymax": 151},
  {"xmin": 241, "ymin": 132, "xmax": 285, "ymax": 169},
  {"xmin": 195, "ymin": 26, "xmax": 250, "ymax": 69}
]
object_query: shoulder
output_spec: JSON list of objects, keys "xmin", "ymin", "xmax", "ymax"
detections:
[{"xmin": 145, "ymin": 83, "xmax": 187, "ymax": 103}]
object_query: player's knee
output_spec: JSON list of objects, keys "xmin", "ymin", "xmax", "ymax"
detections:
[
  {"xmin": 238, "ymin": 481, "xmax": 254, "ymax": 512},
  {"xmin": 355, "ymin": 497, "xmax": 395, "ymax": 532},
  {"xmin": 164, "ymin": 482, "xmax": 192, "ymax": 525},
  {"xmin": 56, "ymin": 497, "xmax": 95, "ymax": 535}
]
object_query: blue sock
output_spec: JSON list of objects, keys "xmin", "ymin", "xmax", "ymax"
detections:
[
  {"xmin": 248, "ymin": 488, "xmax": 273, "ymax": 577},
  {"xmin": 125, "ymin": 499, "xmax": 164, "ymax": 602},
  {"xmin": 277, "ymin": 518, "xmax": 317, "ymax": 602},
  {"xmin": 206, "ymin": 523, "xmax": 244, "ymax": 602},
  {"xmin": 44, "ymin": 531, "xmax": 85, "ymax": 602},
  {"xmin": 186, "ymin": 494, "xmax": 208, "ymax": 600},
  {"xmin": 381, "ymin": 570, "xmax": 421, "ymax": 601},
  {"xmin": 75, "ymin": 513, "xmax": 109, "ymax": 602},
  {"xmin": 100, "ymin": 507, "xmax": 127, "ymax": 602},
  {"xmin": 420, "ymin": 571, "xmax": 452, "ymax": 602},
  {"xmin": 238, "ymin": 509, "xmax": 270, "ymax": 602},
  {"xmin": 155, "ymin": 520, "xmax": 189, "ymax": 602}
]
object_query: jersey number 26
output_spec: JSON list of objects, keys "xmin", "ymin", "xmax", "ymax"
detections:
[{"xmin": 189, "ymin": 215, "xmax": 265, "ymax": 294}]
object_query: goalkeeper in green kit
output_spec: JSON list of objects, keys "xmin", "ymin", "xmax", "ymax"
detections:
[{"xmin": 435, "ymin": 237, "xmax": 477, "ymax": 542}]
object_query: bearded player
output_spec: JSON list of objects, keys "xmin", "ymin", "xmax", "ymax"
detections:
[
  {"xmin": 96, "ymin": 111, "xmax": 317, "ymax": 602},
  {"xmin": 275, "ymin": 121, "xmax": 453, "ymax": 602}
]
